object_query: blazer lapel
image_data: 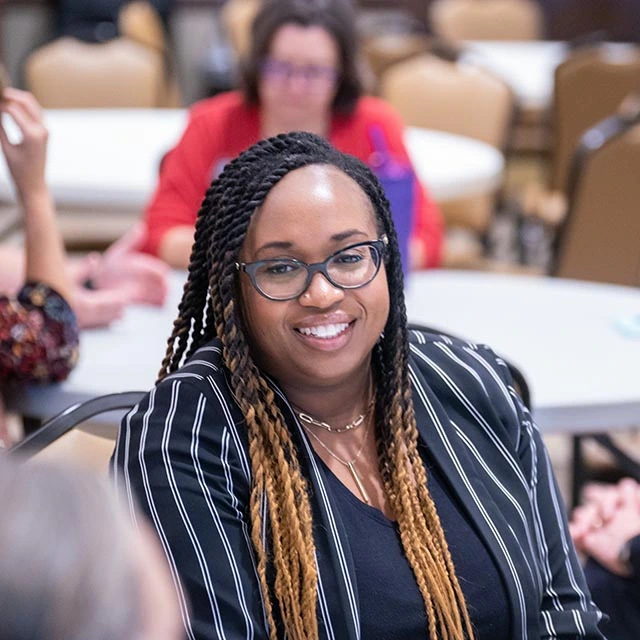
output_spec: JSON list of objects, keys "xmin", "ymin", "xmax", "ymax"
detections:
[{"xmin": 410, "ymin": 362, "xmax": 536, "ymax": 638}]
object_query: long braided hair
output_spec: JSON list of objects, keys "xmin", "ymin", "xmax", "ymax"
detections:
[{"xmin": 159, "ymin": 132, "xmax": 473, "ymax": 640}]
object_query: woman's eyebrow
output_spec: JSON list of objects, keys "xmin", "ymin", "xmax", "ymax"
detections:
[
  {"xmin": 254, "ymin": 230, "xmax": 369, "ymax": 257},
  {"xmin": 330, "ymin": 229, "xmax": 368, "ymax": 242},
  {"xmin": 256, "ymin": 241, "xmax": 294, "ymax": 254}
]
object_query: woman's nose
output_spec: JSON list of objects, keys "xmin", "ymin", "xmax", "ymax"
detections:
[
  {"xmin": 285, "ymin": 75, "xmax": 307, "ymax": 96},
  {"xmin": 298, "ymin": 272, "xmax": 344, "ymax": 308}
]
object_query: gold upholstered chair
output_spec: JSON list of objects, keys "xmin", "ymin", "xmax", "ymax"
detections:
[
  {"xmin": 522, "ymin": 44, "xmax": 640, "ymax": 228},
  {"xmin": 380, "ymin": 53, "xmax": 515, "ymax": 266},
  {"xmin": 428, "ymin": 0, "xmax": 543, "ymax": 42},
  {"xmin": 24, "ymin": 36, "xmax": 175, "ymax": 108},
  {"xmin": 551, "ymin": 99, "xmax": 640, "ymax": 287}
]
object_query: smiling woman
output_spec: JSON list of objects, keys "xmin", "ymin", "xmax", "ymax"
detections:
[{"xmin": 113, "ymin": 132, "xmax": 606, "ymax": 640}]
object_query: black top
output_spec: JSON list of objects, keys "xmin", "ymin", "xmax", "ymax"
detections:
[{"xmin": 321, "ymin": 448, "xmax": 511, "ymax": 639}]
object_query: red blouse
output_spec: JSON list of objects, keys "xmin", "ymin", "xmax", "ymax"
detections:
[{"xmin": 141, "ymin": 92, "xmax": 444, "ymax": 268}]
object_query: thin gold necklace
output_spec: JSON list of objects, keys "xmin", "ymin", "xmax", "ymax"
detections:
[
  {"xmin": 301, "ymin": 416, "xmax": 372, "ymax": 505},
  {"xmin": 295, "ymin": 399, "xmax": 375, "ymax": 434}
]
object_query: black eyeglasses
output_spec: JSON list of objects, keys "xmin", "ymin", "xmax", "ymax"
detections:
[{"xmin": 236, "ymin": 237, "xmax": 388, "ymax": 301}]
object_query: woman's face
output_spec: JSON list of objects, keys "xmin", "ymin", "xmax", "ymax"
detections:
[
  {"xmin": 238, "ymin": 164, "xmax": 389, "ymax": 394},
  {"xmin": 258, "ymin": 23, "xmax": 340, "ymax": 128}
]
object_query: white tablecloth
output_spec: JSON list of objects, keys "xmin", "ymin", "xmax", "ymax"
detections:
[
  {"xmin": 9, "ymin": 270, "xmax": 640, "ymax": 435},
  {"xmin": 405, "ymin": 270, "xmax": 640, "ymax": 432},
  {"xmin": 460, "ymin": 41, "xmax": 568, "ymax": 110},
  {"xmin": 0, "ymin": 109, "xmax": 504, "ymax": 209},
  {"xmin": 404, "ymin": 127, "xmax": 504, "ymax": 200}
]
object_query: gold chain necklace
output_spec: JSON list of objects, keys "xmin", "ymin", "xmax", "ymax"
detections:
[
  {"xmin": 295, "ymin": 398, "xmax": 375, "ymax": 434},
  {"xmin": 300, "ymin": 417, "xmax": 372, "ymax": 504}
]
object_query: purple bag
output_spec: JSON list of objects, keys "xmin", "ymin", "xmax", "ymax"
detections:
[{"xmin": 367, "ymin": 125, "xmax": 415, "ymax": 275}]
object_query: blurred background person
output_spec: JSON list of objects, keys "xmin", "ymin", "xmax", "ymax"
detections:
[
  {"xmin": 0, "ymin": 222, "xmax": 169, "ymax": 329},
  {"xmin": 0, "ymin": 88, "xmax": 79, "ymax": 447},
  {"xmin": 571, "ymin": 478, "xmax": 640, "ymax": 640},
  {"xmin": 0, "ymin": 57, "xmax": 169, "ymax": 331},
  {"xmin": 0, "ymin": 456, "xmax": 183, "ymax": 640},
  {"xmin": 140, "ymin": 0, "xmax": 443, "ymax": 272}
]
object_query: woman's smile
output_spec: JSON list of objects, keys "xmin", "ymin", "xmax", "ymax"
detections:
[{"xmin": 293, "ymin": 318, "xmax": 355, "ymax": 350}]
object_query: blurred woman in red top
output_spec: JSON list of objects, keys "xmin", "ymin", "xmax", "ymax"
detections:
[{"xmin": 141, "ymin": 0, "xmax": 443, "ymax": 271}]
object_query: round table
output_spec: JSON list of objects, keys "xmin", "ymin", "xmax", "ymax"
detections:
[
  {"xmin": 9, "ymin": 270, "xmax": 640, "ymax": 437},
  {"xmin": 405, "ymin": 270, "xmax": 640, "ymax": 433},
  {"xmin": 460, "ymin": 41, "xmax": 568, "ymax": 111},
  {"xmin": 0, "ymin": 109, "xmax": 188, "ymax": 210},
  {"xmin": 404, "ymin": 127, "xmax": 504, "ymax": 201},
  {"xmin": 0, "ymin": 109, "xmax": 504, "ymax": 210}
]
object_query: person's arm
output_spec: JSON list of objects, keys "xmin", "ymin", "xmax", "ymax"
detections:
[
  {"xmin": 0, "ymin": 89, "xmax": 79, "ymax": 383},
  {"xmin": 156, "ymin": 225, "xmax": 196, "ymax": 269},
  {"xmin": 0, "ymin": 88, "xmax": 72, "ymax": 301},
  {"xmin": 0, "ymin": 244, "xmax": 24, "ymax": 295},
  {"xmin": 142, "ymin": 106, "xmax": 217, "ymax": 267},
  {"xmin": 112, "ymin": 374, "xmax": 271, "ymax": 639},
  {"xmin": 0, "ymin": 227, "xmax": 169, "ymax": 330}
]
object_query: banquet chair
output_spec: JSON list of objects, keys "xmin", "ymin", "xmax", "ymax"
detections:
[
  {"xmin": 380, "ymin": 53, "xmax": 515, "ymax": 266},
  {"xmin": 118, "ymin": 0, "xmax": 167, "ymax": 52},
  {"xmin": 552, "ymin": 103, "xmax": 640, "ymax": 505},
  {"xmin": 7, "ymin": 391, "xmax": 145, "ymax": 474},
  {"xmin": 221, "ymin": 0, "xmax": 261, "ymax": 62},
  {"xmin": 551, "ymin": 45, "xmax": 640, "ymax": 198},
  {"xmin": 550, "ymin": 103, "xmax": 640, "ymax": 287},
  {"xmin": 363, "ymin": 32, "xmax": 433, "ymax": 87},
  {"xmin": 428, "ymin": 0, "xmax": 543, "ymax": 43},
  {"xmin": 24, "ymin": 36, "xmax": 176, "ymax": 108},
  {"xmin": 522, "ymin": 44, "xmax": 640, "ymax": 229}
]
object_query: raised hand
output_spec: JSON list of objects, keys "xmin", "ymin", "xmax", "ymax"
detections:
[{"xmin": 0, "ymin": 88, "xmax": 48, "ymax": 203}]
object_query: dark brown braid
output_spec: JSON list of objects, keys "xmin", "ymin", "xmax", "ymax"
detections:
[{"xmin": 159, "ymin": 131, "xmax": 474, "ymax": 640}]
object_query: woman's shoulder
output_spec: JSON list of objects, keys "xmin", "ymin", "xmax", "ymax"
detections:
[
  {"xmin": 159, "ymin": 337, "xmax": 228, "ymax": 393},
  {"xmin": 407, "ymin": 326, "xmax": 510, "ymax": 387},
  {"xmin": 407, "ymin": 325, "xmax": 474, "ymax": 349},
  {"xmin": 128, "ymin": 338, "xmax": 247, "ymax": 450},
  {"xmin": 187, "ymin": 90, "xmax": 250, "ymax": 125},
  {"xmin": 407, "ymin": 327, "xmax": 526, "ymax": 443}
]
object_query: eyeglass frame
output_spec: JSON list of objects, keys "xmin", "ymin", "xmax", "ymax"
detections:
[
  {"xmin": 235, "ymin": 236, "xmax": 388, "ymax": 301},
  {"xmin": 259, "ymin": 57, "xmax": 340, "ymax": 86}
]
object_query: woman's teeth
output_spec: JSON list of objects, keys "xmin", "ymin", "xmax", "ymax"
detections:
[{"xmin": 297, "ymin": 322, "xmax": 349, "ymax": 339}]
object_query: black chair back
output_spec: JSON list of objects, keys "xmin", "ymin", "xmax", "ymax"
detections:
[{"xmin": 7, "ymin": 391, "xmax": 146, "ymax": 460}]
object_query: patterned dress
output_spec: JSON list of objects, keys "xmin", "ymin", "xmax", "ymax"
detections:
[{"xmin": 0, "ymin": 282, "xmax": 79, "ymax": 445}]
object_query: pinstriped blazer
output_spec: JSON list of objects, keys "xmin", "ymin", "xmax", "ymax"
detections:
[{"xmin": 112, "ymin": 330, "xmax": 606, "ymax": 640}]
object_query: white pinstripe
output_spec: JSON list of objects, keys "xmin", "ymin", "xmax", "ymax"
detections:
[
  {"xmin": 134, "ymin": 384, "xmax": 197, "ymax": 640},
  {"xmin": 410, "ymin": 364, "xmax": 529, "ymax": 639}
]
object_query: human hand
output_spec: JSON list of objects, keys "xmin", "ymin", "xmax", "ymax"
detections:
[
  {"xmin": 570, "ymin": 478, "xmax": 640, "ymax": 576},
  {"xmin": 570, "ymin": 482, "xmax": 621, "ymax": 543},
  {"xmin": 72, "ymin": 286, "xmax": 127, "ymax": 329},
  {"xmin": 91, "ymin": 223, "xmax": 169, "ymax": 307},
  {"xmin": 0, "ymin": 88, "xmax": 48, "ymax": 202}
]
